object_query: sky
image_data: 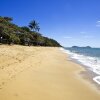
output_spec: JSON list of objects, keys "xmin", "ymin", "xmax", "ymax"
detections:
[{"xmin": 0, "ymin": 0, "xmax": 100, "ymax": 47}]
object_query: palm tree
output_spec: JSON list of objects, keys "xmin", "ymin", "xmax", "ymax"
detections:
[{"xmin": 29, "ymin": 20, "xmax": 40, "ymax": 32}]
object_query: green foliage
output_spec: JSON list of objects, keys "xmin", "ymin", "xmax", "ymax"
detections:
[
  {"xmin": 21, "ymin": 26, "xmax": 30, "ymax": 32},
  {"xmin": 3, "ymin": 17, "xmax": 13, "ymax": 22},
  {"xmin": 29, "ymin": 20, "xmax": 40, "ymax": 32},
  {"xmin": 0, "ymin": 16, "xmax": 61, "ymax": 47},
  {"xmin": 9, "ymin": 33, "xmax": 20, "ymax": 44}
]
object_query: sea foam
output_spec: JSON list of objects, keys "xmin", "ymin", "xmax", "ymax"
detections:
[{"xmin": 60, "ymin": 47, "xmax": 100, "ymax": 85}]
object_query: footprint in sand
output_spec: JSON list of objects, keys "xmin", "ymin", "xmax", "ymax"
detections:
[
  {"xmin": 14, "ymin": 93, "xmax": 19, "ymax": 97},
  {"xmin": 2, "ymin": 82, "xmax": 5, "ymax": 85},
  {"xmin": 0, "ymin": 66, "xmax": 4, "ymax": 69}
]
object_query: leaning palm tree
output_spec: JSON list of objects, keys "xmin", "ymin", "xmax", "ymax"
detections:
[
  {"xmin": 35, "ymin": 24, "xmax": 40, "ymax": 32},
  {"xmin": 29, "ymin": 20, "xmax": 40, "ymax": 32}
]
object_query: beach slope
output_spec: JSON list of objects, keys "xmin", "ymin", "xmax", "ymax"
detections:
[{"xmin": 0, "ymin": 45, "xmax": 100, "ymax": 100}]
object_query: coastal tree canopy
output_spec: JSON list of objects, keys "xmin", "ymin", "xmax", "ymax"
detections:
[{"xmin": 0, "ymin": 16, "xmax": 61, "ymax": 47}]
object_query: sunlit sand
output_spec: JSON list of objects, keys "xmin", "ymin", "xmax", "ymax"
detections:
[{"xmin": 0, "ymin": 45, "xmax": 100, "ymax": 100}]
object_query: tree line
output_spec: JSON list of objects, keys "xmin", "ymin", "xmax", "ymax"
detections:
[{"xmin": 0, "ymin": 16, "xmax": 61, "ymax": 47}]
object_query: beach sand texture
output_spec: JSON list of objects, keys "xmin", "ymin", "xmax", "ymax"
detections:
[{"xmin": 0, "ymin": 45, "xmax": 100, "ymax": 100}]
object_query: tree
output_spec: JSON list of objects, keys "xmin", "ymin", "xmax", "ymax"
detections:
[
  {"xmin": 29, "ymin": 20, "xmax": 40, "ymax": 32},
  {"xmin": 0, "ymin": 16, "xmax": 61, "ymax": 47},
  {"xmin": 21, "ymin": 26, "xmax": 30, "ymax": 32},
  {"xmin": 3, "ymin": 17, "xmax": 13, "ymax": 22}
]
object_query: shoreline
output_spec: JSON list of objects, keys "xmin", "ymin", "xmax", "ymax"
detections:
[
  {"xmin": 61, "ymin": 48, "xmax": 100, "ymax": 87},
  {"xmin": 0, "ymin": 45, "xmax": 100, "ymax": 100}
]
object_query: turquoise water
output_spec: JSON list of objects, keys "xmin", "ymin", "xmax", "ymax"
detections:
[
  {"xmin": 61, "ymin": 47, "xmax": 100, "ymax": 84},
  {"xmin": 65, "ymin": 47, "xmax": 100, "ymax": 58}
]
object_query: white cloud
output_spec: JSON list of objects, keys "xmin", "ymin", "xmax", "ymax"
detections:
[
  {"xmin": 80, "ymin": 32, "xmax": 86, "ymax": 34},
  {"xmin": 96, "ymin": 20, "xmax": 100, "ymax": 27},
  {"xmin": 83, "ymin": 35, "xmax": 93, "ymax": 39},
  {"xmin": 97, "ymin": 20, "xmax": 100, "ymax": 23},
  {"xmin": 80, "ymin": 31, "xmax": 94, "ymax": 38}
]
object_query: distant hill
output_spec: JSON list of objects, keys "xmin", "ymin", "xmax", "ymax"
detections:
[
  {"xmin": 72, "ymin": 46, "xmax": 92, "ymax": 48},
  {"xmin": 0, "ymin": 16, "xmax": 61, "ymax": 47}
]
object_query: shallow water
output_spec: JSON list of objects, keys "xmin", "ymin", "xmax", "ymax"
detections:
[{"xmin": 60, "ymin": 47, "xmax": 100, "ymax": 85}]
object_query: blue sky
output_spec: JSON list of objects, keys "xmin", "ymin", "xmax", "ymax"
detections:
[{"xmin": 0, "ymin": 0, "xmax": 100, "ymax": 47}]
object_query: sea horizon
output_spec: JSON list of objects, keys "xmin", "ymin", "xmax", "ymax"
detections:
[{"xmin": 64, "ymin": 46, "xmax": 100, "ymax": 49}]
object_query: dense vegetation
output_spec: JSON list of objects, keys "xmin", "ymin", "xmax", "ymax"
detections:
[{"xmin": 0, "ymin": 16, "xmax": 61, "ymax": 47}]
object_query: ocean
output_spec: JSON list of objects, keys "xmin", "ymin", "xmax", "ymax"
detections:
[{"xmin": 61, "ymin": 47, "xmax": 100, "ymax": 85}]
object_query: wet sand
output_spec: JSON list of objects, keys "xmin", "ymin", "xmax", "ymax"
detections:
[{"xmin": 0, "ymin": 45, "xmax": 100, "ymax": 100}]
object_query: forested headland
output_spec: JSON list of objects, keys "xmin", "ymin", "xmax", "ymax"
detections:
[{"xmin": 0, "ymin": 16, "xmax": 61, "ymax": 47}]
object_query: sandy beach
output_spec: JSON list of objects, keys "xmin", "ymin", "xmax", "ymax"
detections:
[{"xmin": 0, "ymin": 45, "xmax": 100, "ymax": 100}]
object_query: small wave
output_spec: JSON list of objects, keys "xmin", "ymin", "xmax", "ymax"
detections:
[
  {"xmin": 64, "ymin": 49, "xmax": 100, "ymax": 74},
  {"xmin": 60, "ymin": 48, "xmax": 100, "ymax": 85},
  {"xmin": 93, "ymin": 67, "xmax": 100, "ymax": 75},
  {"xmin": 93, "ymin": 76, "xmax": 100, "ymax": 84}
]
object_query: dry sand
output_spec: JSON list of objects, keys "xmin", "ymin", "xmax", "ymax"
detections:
[{"xmin": 0, "ymin": 45, "xmax": 100, "ymax": 100}]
